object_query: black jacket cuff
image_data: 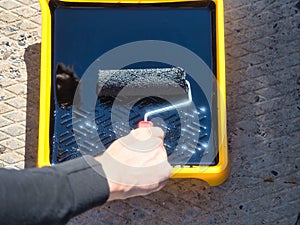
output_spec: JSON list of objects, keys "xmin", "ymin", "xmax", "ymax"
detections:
[{"xmin": 54, "ymin": 155, "xmax": 110, "ymax": 216}]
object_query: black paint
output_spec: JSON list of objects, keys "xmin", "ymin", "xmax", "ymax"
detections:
[{"xmin": 50, "ymin": 1, "xmax": 217, "ymax": 165}]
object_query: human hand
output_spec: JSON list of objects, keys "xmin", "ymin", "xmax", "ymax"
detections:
[{"xmin": 95, "ymin": 126, "xmax": 171, "ymax": 201}]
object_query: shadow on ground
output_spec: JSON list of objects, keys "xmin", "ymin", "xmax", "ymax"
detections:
[{"xmin": 24, "ymin": 43, "xmax": 41, "ymax": 168}]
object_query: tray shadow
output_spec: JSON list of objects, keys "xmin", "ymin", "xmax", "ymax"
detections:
[{"xmin": 24, "ymin": 43, "xmax": 41, "ymax": 168}]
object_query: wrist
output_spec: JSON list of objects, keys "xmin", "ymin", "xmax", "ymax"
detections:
[{"xmin": 94, "ymin": 154, "xmax": 124, "ymax": 201}]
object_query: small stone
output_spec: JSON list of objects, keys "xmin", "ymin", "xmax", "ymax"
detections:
[
  {"xmin": 271, "ymin": 170, "xmax": 278, "ymax": 176},
  {"xmin": 18, "ymin": 35, "xmax": 26, "ymax": 46}
]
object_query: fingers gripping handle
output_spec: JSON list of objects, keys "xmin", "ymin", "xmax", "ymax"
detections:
[{"xmin": 138, "ymin": 121, "xmax": 153, "ymax": 128}]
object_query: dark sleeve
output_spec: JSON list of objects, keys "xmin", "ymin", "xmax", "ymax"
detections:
[{"xmin": 0, "ymin": 155, "xmax": 110, "ymax": 225}]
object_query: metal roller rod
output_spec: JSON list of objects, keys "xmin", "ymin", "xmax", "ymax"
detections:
[{"xmin": 144, "ymin": 81, "xmax": 192, "ymax": 121}]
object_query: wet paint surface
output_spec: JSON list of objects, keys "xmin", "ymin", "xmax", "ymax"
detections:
[{"xmin": 51, "ymin": 2, "xmax": 216, "ymax": 165}]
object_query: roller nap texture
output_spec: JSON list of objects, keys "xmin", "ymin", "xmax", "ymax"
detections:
[{"xmin": 97, "ymin": 67, "xmax": 189, "ymax": 97}]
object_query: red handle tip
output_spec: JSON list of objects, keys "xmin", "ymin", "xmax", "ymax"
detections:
[{"xmin": 138, "ymin": 121, "xmax": 153, "ymax": 128}]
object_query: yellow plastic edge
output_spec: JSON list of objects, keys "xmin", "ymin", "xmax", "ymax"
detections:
[
  {"xmin": 172, "ymin": 0, "xmax": 230, "ymax": 186},
  {"xmin": 171, "ymin": 0, "xmax": 229, "ymax": 186},
  {"xmin": 47, "ymin": 0, "xmax": 203, "ymax": 3},
  {"xmin": 37, "ymin": 0, "xmax": 229, "ymax": 186},
  {"xmin": 38, "ymin": 0, "xmax": 52, "ymax": 167}
]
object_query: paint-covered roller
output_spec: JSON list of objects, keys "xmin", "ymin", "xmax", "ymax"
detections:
[
  {"xmin": 97, "ymin": 67, "xmax": 192, "ymax": 128},
  {"xmin": 97, "ymin": 68, "xmax": 189, "ymax": 97}
]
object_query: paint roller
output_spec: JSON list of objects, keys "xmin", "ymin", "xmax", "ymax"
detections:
[{"xmin": 97, "ymin": 67, "xmax": 192, "ymax": 128}]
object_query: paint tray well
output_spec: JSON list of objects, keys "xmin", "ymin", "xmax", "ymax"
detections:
[{"xmin": 38, "ymin": 0, "xmax": 229, "ymax": 186}]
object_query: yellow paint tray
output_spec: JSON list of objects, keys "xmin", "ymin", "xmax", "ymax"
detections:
[{"xmin": 38, "ymin": 0, "xmax": 229, "ymax": 186}]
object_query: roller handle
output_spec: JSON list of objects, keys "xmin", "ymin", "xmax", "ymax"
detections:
[{"xmin": 138, "ymin": 121, "xmax": 153, "ymax": 128}]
